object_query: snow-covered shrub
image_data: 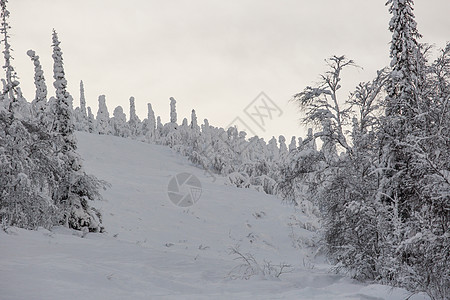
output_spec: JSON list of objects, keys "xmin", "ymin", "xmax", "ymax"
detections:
[
  {"xmin": 226, "ymin": 172, "xmax": 250, "ymax": 189},
  {"xmin": 228, "ymin": 246, "xmax": 292, "ymax": 280},
  {"xmin": 250, "ymin": 175, "xmax": 276, "ymax": 195}
]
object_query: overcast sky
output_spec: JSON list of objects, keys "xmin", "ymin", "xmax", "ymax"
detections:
[{"xmin": 7, "ymin": 0, "xmax": 450, "ymax": 140}]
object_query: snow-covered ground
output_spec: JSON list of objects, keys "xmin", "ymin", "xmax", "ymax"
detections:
[{"xmin": 0, "ymin": 132, "xmax": 430, "ymax": 300}]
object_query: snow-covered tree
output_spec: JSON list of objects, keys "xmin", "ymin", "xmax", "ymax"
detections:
[
  {"xmin": 278, "ymin": 135, "xmax": 288, "ymax": 160},
  {"xmin": 87, "ymin": 106, "xmax": 95, "ymax": 134},
  {"xmin": 156, "ymin": 115, "xmax": 163, "ymax": 141},
  {"xmin": 0, "ymin": 7, "xmax": 103, "ymax": 232},
  {"xmin": 288, "ymin": 136, "xmax": 296, "ymax": 152},
  {"xmin": 145, "ymin": 103, "xmax": 156, "ymax": 141},
  {"xmin": 381, "ymin": 0, "xmax": 427, "ymax": 215},
  {"xmin": 380, "ymin": 0, "xmax": 424, "ymax": 218},
  {"xmin": 297, "ymin": 137, "xmax": 303, "ymax": 149},
  {"xmin": 277, "ymin": 135, "xmax": 322, "ymax": 206},
  {"xmin": 110, "ymin": 105, "xmax": 130, "ymax": 138},
  {"xmin": 321, "ymin": 70, "xmax": 388, "ymax": 283},
  {"xmin": 290, "ymin": 54, "xmax": 388, "ymax": 281},
  {"xmin": 26, "ymin": 49, "xmax": 47, "ymax": 126},
  {"xmin": 284, "ymin": 2, "xmax": 449, "ymax": 295},
  {"xmin": 79, "ymin": 80, "xmax": 87, "ymax": 120},
  {"xmin": 50, "ymin": 30, "xmax": 74, "ymax": 135},
  {"xmin": 267, "ymin": 137, "xmax": 279, "ymax": 162},
  {"xmin": 170, "ymin": 97, "xmax": 177, "ymax": 124},
  {"xmin": 128, "ymin": 96, "xmax": 141, "ymax": 137},
  {"xmin": 96, "ymin": 95, "xmax": 111, "ymax": 135},
  {"xmin": 385, "ymin": 0, "xmax": 422, "ymax": 119},
  {"xmin": 74, "ymin": 80, "xmax": 88, "ymax": 131},
  {"xmin": 0, "ymin": 111, "xmax": 60, "ymax": 229},
  {"xmin": 0, "ymin": 12, "xmax": 55, "ymax": 227},
  {"xmin": 50, "ymin": 30, "xmax": 103, "ymax": 232},
  {"xmin": 0, "ymin": 0, "xmax": 19, "ymax": 111},
  {"xmin": 373, "ymin": 4, "xmax": 450, "ymax": 296},
  {"xmin": 0, "ymin": 10, "xmax": 56, "ymax": 228},
  {"xmin": 319, "ymin": 119, "xmax": 338, "ymax": 163},
  {"xmin": 293, "ymin": 56, "xmax": 353, "ymax": 154},
  {"xmin": 158, "ymin": 97, "xmax": 179, "ymax": 146},
  {"xmin": 191, "ymin": 109, "xmax": 199, "ymax": 130}
]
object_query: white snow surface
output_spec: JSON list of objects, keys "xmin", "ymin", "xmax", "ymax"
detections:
[{"xmin": 0, "ymin": 132, "xmax": 430, "ymax": 300}]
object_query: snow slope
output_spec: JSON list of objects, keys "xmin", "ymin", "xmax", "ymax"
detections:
[{"xmin": 0, "ymin": 132, "xmax": 430, "ymax": 300}]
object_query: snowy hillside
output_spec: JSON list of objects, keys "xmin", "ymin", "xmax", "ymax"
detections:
[{"xmin": 0, "ymin": 132, "xmax": 430, "ymax": 300}]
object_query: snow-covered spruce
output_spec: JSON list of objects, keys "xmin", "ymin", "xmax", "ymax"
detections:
[
  {"xmin": 128, "ymin": 96, "xmax": 141, "ymax": 137},
  {"xmin": 111, "ymin": 105, "xmax": 130, "ymax": 138},
  {"xmin": 144, "ymin": 103, "xmax": 156, "ymax": 142},
  {"xmin": 26, "ymin": 49, "xmax": 47, "ymax": 126},
  {"xmin": 50, "ymin": 30, "xmax": 104, "ymax": 232},
  {"xmin": 96, "ymin": 95, "xmax": 111, "ymax": 135},
  {"xmin": 74, "ymin": 80, "xmax": 88, "ymax": 131},
  {"xmin": 169, "ymin": 96, "xmax": 177, "ymax": 124}
]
